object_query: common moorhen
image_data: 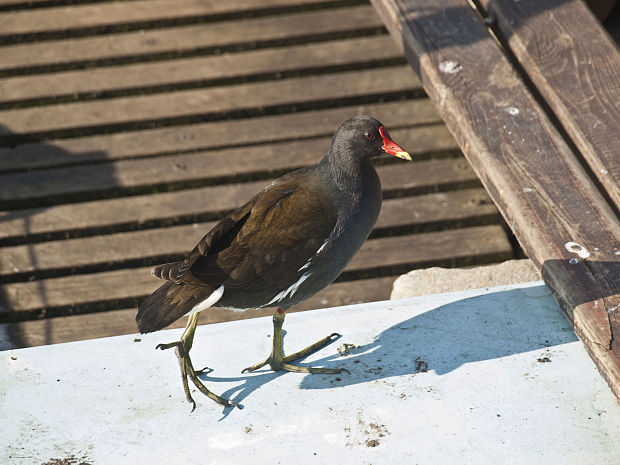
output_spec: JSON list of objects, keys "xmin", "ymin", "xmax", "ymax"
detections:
[{"xmin": 136, "ymin": 116, "xmax": 411, "ymax": 409}]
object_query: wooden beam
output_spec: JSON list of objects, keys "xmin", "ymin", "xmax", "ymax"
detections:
[
  {"xmin": 371, "ymin": 0, "xmax": 620, "ymax": 400},
  {"xmin": 476, "ymin": 0, "xmax": 620, "ymax": 212}
]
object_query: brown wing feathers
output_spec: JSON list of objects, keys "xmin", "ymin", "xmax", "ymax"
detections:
[
  {"xmin": 136, "ymin": 202, "xmax": 254, "ymax": 333},
  {"xmin": 150, "ymin": 202, "xmax": 255, "ymax": 285},
  {"xmin": 136, "ymin": 174, "xmax": 337, "ymax": 333}
]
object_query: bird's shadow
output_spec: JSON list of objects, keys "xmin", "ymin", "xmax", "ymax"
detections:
[
  {"xmin": 299, "ymin": 285, "xmax": 576, "ymax": 390},
  {"xmin": 199, "ymin": 284, "xmax": 576, "ymax": 416},
  {"xmin": 196, "ymin": 332, "xmax": 345, "ymax": 420}
]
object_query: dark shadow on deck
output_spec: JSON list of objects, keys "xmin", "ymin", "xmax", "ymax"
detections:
[
  {"xmin": 187, "ymin": 272, "xmax": 618, "ymax": 409},
  {"xmin": 0, "ymin": 124, "xmax": 116, "ymax": 349},
  {"xmin": 295, "ymin": 284, "xmax": 579, "ymax": 390},
  {"xmin": 204, "ymin": 284, "xmax": 577, "ymax": 408}
]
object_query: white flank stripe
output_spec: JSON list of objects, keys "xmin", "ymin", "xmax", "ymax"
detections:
[
  {"xmin": 298, "ymin": 260, "xmax": 312, "ymax": 272},
  {"xmin": 298, "ymin": 238, "xmax": 330, "ymax": 272},
  {"xmin": 185, "ymin": 285, "xmax": 225, "ymax": 316},
  {"xmin": 266, "ymin": 272, "xmax": 311, "ymax": 306},
  {"xmin": 316, "ymin": 239, "xmax": 329, "ymax": 254}
]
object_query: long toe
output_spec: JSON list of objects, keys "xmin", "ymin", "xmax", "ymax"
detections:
[
  {"xmin": 243, "ymin": 332, "xmax": 344, "ymax": 374},
  {"xmin": 153, "ymin": 339, "xmax": 237, "ymax": 411},
  {"xmin": 155, "ymin": 340, "xmax": 182, "ymax": 351},
  {"xmin": 281, "ymin": 363, "xmax": 345, "ymax": 374}
]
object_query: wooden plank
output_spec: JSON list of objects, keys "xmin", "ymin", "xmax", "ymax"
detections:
[
  {"xmin": 373, "ymin": 188, "xmax": 499, "ymax": 233},
  {"xmin": 476, "ymin": 0, "xmax": 620, "ymax": 212},
  {"xmin": 0, "ymin": 159, "xmax": 482, "ymax": 277},
  {"xmin": 0, "ymin": 182, "xmax": 263, "ymax": 242},
  {"xmin": 0, "ymin": 184, "xmax": 494, "ymax": 244},
  {"xmin": 0, "ymin": 66, "xmax": 420, "ymax": 137},
  {"xmin": 0, "ymin": 276, "xmax": 397, "ymax": 350},
  {"xmin": 0, "ymin": 0, "xmax": 352, "ymax": 37},
  {"xmin": 371, "ymin": 0, "xmax": 620, "ymax": 399},
  {"xmin": 0, "ymin": 126, "xmax": 461, "ymax": 207},
  {"xmin": 0, "ymin": 36, "xmax": 401, "ymax": 105},
  {"xmin": 0, "ymin": 100, "xmax": 442, "ymax": 172},
  {"xmin": 0, "ymin": 225, "xmax": 512, "ymax": 315},
  {"xmin": 0, "ymin": 0, "xmax": 56, "ymax": 5},
  {"xmin": 0, "ymin": 5, "xmax": 383, "ymax": 72}
]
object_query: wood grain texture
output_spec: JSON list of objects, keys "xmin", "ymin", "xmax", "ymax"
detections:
[
  {"xmin": 0, "ymin": 100, "xmax": 442, "ymax": 172},
  {"xmin": 0, "ymin": 128, "xmax": 460, "ymax": 206},
  {"xmin": 0, "ymin": 66, "xmax": 419, "ymax": 137},
  {"xmin": 477, "ymin": 0, "xmax": 620, "ymax": 213},
  {"xmin": 0, "ymin": 5, "xmax": 382, "ymax": 72},
  {"xmin": 0, "ymin": 36, "xmax": 400, "ymax": 104},
  {"xmin": 0, "ymin": 0, "xmax": 352, "ymax": 36},
  {"xmin": 371, "ymin": 0, "xmax": 620, "ymax": 399}
]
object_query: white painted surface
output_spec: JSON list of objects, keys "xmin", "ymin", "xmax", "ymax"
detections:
[{"xmin": 2, "ymin": 282, "xmax": 620, "ymax": 465}]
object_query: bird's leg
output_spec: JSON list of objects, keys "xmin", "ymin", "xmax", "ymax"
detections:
[
  {"xmin": 156, "ymin": 312, "xmax": 237, "ymax": 411},
  {"xmin": 242, "ymin": 308, "xmax": 343, "ymax": 374}
]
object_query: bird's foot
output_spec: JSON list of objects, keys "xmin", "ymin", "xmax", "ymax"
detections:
[
  {"xmin": 242, "ymin": 332, "xmax": 346, "ymax": 374},
  {"xmin": 156, "ymin": 339, "xmax": 238, "ymax": 411}
]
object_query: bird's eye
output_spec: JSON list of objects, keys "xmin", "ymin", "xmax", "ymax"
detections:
[{"xmin": 364, "ymin": 132, "xmax": 372, "ymax": 140}]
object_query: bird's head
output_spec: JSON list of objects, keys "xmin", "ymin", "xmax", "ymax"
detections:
[{"xmin": 331, "ymin": 116, "xmax": 412, "ymax": 162}]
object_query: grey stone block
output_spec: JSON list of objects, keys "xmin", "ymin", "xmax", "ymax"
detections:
[{"xmin": 391, "ymin": 259, "xmax": 540, "ymax": 299}]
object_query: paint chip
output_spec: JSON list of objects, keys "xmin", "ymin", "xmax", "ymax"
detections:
[{"xmin": 439, "ymin": 61, "xmax": 462, "ymax": 74}]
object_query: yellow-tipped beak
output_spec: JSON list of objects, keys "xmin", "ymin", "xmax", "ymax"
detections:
[
  {"xmin": 379, "ymin": 126, "xmax": 412, "ymax": 161},
  {"xmin": 391, "ymin": 150, "xmax": 412, "ymax": 161}
]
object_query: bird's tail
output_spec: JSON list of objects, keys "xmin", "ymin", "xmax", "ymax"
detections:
[{"xmin": 136, "ymin": 281, "xmax": 217, "ymax": 333}]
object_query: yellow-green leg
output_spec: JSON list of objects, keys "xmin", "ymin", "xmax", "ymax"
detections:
[
  {"xmin": 156, "ymin": 312, "xmax": 238, "ymax": 411},
  {"xmin": 242, "ymin": 308, "xmax": 343, "ymax": 374}
]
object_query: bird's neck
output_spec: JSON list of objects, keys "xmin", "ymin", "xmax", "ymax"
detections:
[
  {"xmin": 317, "ymin": 150, "xmax": 382, "ymax": 220},
  {"xmin": 317, "ymin": 149, "xmax": 373, "ymax": 193},
  {"xmin": 315, "ymin": 148, "xmax": 382, "ymax": 260}
]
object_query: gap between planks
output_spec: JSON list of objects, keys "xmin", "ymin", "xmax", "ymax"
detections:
[{"xmin": 371, "ymin": 0, "xmax": 620, "ymax": 399}]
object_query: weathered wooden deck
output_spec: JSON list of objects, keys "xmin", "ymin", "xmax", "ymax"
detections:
[{"xmin": 0, "ymin": 0, "xmax": 521, "ymax": 349}]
